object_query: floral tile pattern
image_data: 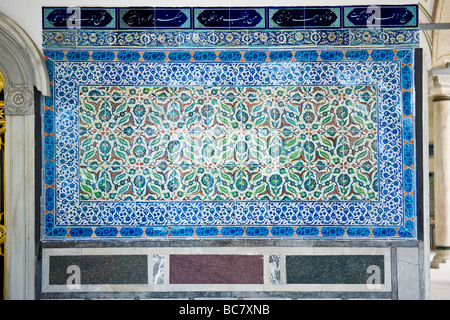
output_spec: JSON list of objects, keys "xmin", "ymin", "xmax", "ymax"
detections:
[
  {"xmin": 41, "ymin": 5, "xmax": 419, "ymax": 240},
  {"xmin": 78, "ymin": 85, "xmax": 378, "ymax": 202}
]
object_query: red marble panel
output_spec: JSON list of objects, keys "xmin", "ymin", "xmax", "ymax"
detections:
[{"xmin": 169, "ymin": 254, "xmax": 264, "ymax": 284}]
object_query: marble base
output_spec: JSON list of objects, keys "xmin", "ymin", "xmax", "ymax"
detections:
[{"xmin": 39, "ymin": 243, "xmax": 424, "ymax": 300}]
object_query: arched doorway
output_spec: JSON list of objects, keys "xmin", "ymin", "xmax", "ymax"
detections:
[{"xmin": 0, "ymin": 10, "xmax": 49, "ymax": 299}]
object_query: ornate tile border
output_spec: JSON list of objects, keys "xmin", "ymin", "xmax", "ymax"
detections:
[
  {"xmin": 41, "ymin": 48, "xmax": 418, "ymax": 240},
  {"xmin": 42, "ymin": 28, "xmax": 419, "ymax": 48}
]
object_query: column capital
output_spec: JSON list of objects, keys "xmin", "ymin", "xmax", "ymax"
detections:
[
  {"xmin": 4, "ymin": 84, "xmax": 34, "ymax": 115},
  {"xmin": 429, "ymin": 67, "xmax": 450, "ymax": 100}
]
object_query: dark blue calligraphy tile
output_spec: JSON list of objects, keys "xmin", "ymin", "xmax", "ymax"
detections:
[
  {"xmin": 120, "ymin": 7, "xmax": 191, "ymax": 29},
  {"xmin": 155, "ymin": 8, "xmax": 191, "ymax": 29},
  {"xmin": 120, "ymin": 8, "xmax": 154, "ymax": 28},
  {"xmin": 269, "ymin": 7, "xmax": 340, "ymax": 29},
  {"xmin": 344, "ymin": 5, "xmax": 418, "ymax": 28},
  {"xmin": 195, "ymin": 8, "xmax": 264, "ymax": 29},
  {"xmin": 195, "ymin": 8, "xmax": 229, "ymax": 29},
  {"xmin": 43, "ymin": 7, "xmax": 117, "ymax": 29}
]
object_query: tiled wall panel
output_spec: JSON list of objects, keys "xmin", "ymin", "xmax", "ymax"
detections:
[{"xmin": 41, "ymin": 5, "xmax": 419, "ymax": 241}]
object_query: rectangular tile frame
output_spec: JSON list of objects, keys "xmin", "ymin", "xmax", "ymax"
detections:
[{"xmin": 41, "ymin": 47, "xmax": 418, "ymax": 241}]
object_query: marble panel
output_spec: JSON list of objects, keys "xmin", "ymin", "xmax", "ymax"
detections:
[
  {"xmin": 286, "ymin": 255, "xmax": 385, "ymax": 284},
  {"xmin": 169, "ymin": 254, "xmax": 264, "ymax": 284}
]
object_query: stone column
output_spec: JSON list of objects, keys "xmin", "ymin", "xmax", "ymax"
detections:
[
  {"xmin": 430, "ymin": 71, "xmax": 450, "ymax": 268},
  {"xmin": 4, "ymin": 84, "xmax": 36, "ymax": 299}
]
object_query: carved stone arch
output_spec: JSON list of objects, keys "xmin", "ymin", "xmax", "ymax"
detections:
[
  {"xmin": 0, "ymin": 10, "xmax": 50, "ymax": 299},
  {"xmin": 0, "ymin": 10, "xmax": 50, "ymax": 114}
]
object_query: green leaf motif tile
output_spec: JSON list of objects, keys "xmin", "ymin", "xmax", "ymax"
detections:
[{"xmin": 79, "ymin": 85, "xmax": 378, "ymax": 202}]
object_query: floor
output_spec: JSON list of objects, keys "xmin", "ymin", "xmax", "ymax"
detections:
[{"xmin": 430, "ymin": 251, "xmax": 450, "ymax": 300}]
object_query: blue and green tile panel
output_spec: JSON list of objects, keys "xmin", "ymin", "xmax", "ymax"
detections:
[{"xmin": 41, "ymin": 5, "xmax": 419, "ymax": 240}]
